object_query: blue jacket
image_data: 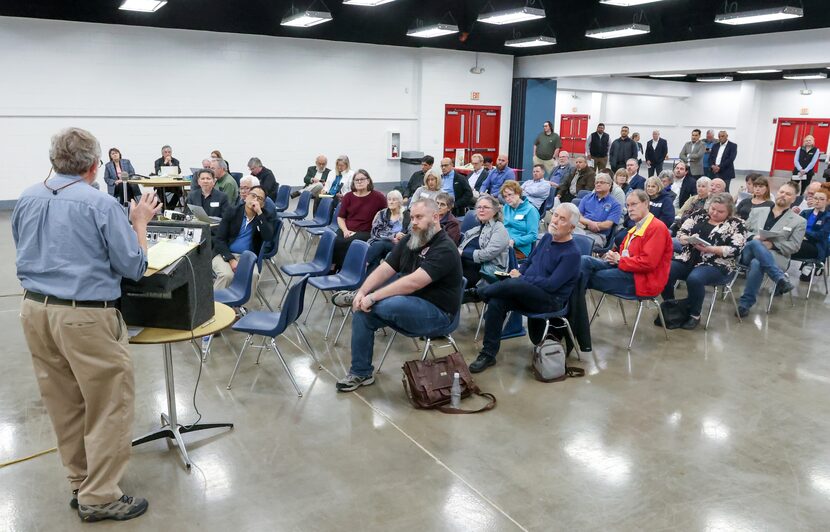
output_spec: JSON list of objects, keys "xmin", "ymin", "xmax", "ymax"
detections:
[
  {"xmin": 801, "ymin": 208, "xmax": 830, "ymax": 262},
  {"xmin": 104, "ymin": 159, "xmax": 136, "ymax": 195},
  {"xmin": 503, "ymin": 197, "xmax": 540, "ymax": 256},
  {"xmin": 479, "ymin": 166, "xmax": 516, "ymax": 199},
  {"xmin": 648, "ymin": 189, "xmax": 676, "ymax": 229},
  {"xmin": 518, "ymin": 234, "xmax": 581, "ymax": 301},
  {"xmin": 629, "ymin": 174, "xmax": 645, "ymax": 190}
]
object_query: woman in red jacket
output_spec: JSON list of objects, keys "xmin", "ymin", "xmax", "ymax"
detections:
[{"xmin": 581, "ymin": 189, "xmax": 673, "ymax": 299}]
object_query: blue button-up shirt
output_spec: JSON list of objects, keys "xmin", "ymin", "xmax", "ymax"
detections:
[
  {"xmin": 479, "ymin": 166, "xmax": 516, "ymax": 197},
  {"xmin": 12, "ymin": 174, "xmax": 147, "ymax": 301},
  {"xmin": 441, "ymin": 171, "xmax": 456, "ymax": 197}
]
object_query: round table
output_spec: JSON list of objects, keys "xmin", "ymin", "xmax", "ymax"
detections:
[{"xmin": 130, "ymin": 302, "xmax": 235, "ymax": 469}]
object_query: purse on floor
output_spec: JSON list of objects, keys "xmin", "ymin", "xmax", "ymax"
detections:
[
  {"xmin": 402, "ymin": 352, "xmax": 496, "ymax": 414},
  {"xmin": 531, "ymin": 338, "xmax": 585, "ymax": 383}
]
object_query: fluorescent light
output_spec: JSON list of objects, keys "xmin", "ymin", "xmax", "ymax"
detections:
[
  {"xmin": 407, "ymin": 23, "xmax": 459, "ymax": 38},
  {"xmin": 649, "ymin": 74, "xmax": 687, "ymax": 78},
  {"xmin": 715, "ymin": 6, "xmax": 803, "ymax": 25},
  {"xmin": 697, "ymin": 75, "xmax": 733, "ymax": 82},
  {"xmin": 736, "ymin": 69, "xmax": 782, "ymax": 74},
  {"xmin": 343, "ymin": 0, "xmax": 397, "ymax": 5},
  {"xmin": 119, "ymin": 0, "xmax": 167, "ymax": 12},
  {"xmin": 600, "ymin": 0, "xmax": 666, "ymax": 5},
  {"xmin": 783, "ymin": 72, "xmax": 827, "ymax": 80},
  {"xmin": 505, "ymin": 35, "xmax": 557, "ymax": 48},
  {"xmin": 280, "ymin": 10, "xmax": 333, "ymax": 27},
  {"xmin": 585, "ymin": 23, "xmax": 650, "ymax": 39},
  {"xmin": 478, "ymin": 7, "xmax": 546, "ymax": 25}
]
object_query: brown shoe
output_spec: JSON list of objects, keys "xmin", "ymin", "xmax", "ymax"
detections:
[{"xmin": 78, "ymin": 494, "xmax": 148, "ymax": 522}]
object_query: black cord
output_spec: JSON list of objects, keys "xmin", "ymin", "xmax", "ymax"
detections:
[{"xmin": 181, "ymin": 251, "xmax": 203, "ymax": 430}]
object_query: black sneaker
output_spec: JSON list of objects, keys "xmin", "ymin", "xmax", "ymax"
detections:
[
  {"xmin": 680, "ymin": 316, "xmax": 700, "ymax": 330},
  {"xmin": 462, "ymin": 288, "xmax": 480, "ymax": 304},
  {"xmin": 469, "ymin": 354, "xmax": 496, "ymax": 373},
  {"xmin": 735, "ymin": 306, "xmax": 749, "ymax": 318},
  {"xmin": 336, "ymin": 373, "xmax": 375, "ymax": 392},
  {"xmin": 77, "ymin": 494, "xmax": 148, "ymax": 522},
  {"xmin": 774, "ymin": 276, "xmax": 794, "ymax": 296},
  {"xmin": 70, "ymin": 489, "xmax": 78, "ymax": 510},
  {"xmin": 290, "ymin": 190, "xmax": 301, "ymax": 199}
]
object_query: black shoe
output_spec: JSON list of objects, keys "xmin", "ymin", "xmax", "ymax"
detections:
[
  {"xmin": 462, "ymin": 288, "xmax": 480, "ymax": 304},
  {"xmin": 70, "ymin": 489, "xmax": 79, "ymax": 510},
  {"xmin": 680, "ymin": 316, "xmax": 700, "ymax": 330},
  {"xmin": 774, "ymin": 276, "xmax": 794, "ymax": 296},
  {"xmin": 653, "ymin": 315, "xmax": 664, "ymax": 327},
  {"xmin": 290, "ymin": 190, "xmax": 301, "ymax": 199},
  {"xmin": 735, "ymin": 306, "xmax": 749, "ymax": 318},
  {"xmin": 800, "ymin": 273, "xmax": 812, "ymax": 283},
  {"xmin": 469, "ymin": 354, "xmax": 496, "ymax": 373}
]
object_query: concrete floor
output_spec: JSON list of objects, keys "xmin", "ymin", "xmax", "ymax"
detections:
[{"xmin": 1, "ymin": 209, "xmax": 830, "ymax": 532}]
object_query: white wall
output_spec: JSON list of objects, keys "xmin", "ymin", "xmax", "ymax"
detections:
[{"xmin": 0, "ymin": 16, "xmax": 513, "ymax": 202}]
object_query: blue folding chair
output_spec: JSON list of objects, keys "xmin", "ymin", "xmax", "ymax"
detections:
[
  {"xmin": 228, "ymin": 275, "xmax": 319, "ymax": 395},
  {"xmin": 572, "ymin": 233, "xmax": 594, "ymax": 256},
  {"xmin": 280, "ymin": 228, "xmax": 336, "ymax": 309},
  {"xmin": 375, "ymin": 278, "xmax": 466, "ymax": 374},
  {"xmin": 540, "ymin": 186, "xmax": 558, "ymax": 216},
  {"xmin": 590, "ymin": 291, "xmax": 668, "ymax": 350},
  {"xmin": 256, "ymin": 218, "xmax": 285, "ymax": 309},
  {"xmin": 274, "ymin": 184, "xmax": 291, "ymax": 213},
  {"xmin": 277, "ymin": 191, "xmax": 311, "ymax": 246},
  {"xmin": 306, "ymin": 240, "xmax": 370, "ymax": 339},
  {"xmin": 460, "ymin": 211, "xmax": 478, "ymax": 232},
  {"xmin": 289, "ymin": 196, "xmax": 333, "ymax": 252},
  {"xmin": 230, "ymin": 172, "xmax": 243, "ymax": 186},
  {"xmin": 304, "ymin": 203, "xmax": 341, "ymax": 260},
  {"xmin": 203, "ymin": 250, "xmax": 258, "ymax": 361}
]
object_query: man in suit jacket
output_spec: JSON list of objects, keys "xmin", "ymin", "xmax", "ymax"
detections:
[
  {"xmin": 679, "ymin": 129, "xmax": 706, "ymax": 179},
  {"xmin": 737, "ymin": 181, "xmax": 805, "ymax": 316},
  {"xmin": 548, "ymin": 151, "xmax": 576, "ymax": 188},
  {"xmin": 667, "ymin": 161, "xmax": 697, "ymax": 210},
  {"xmin": 626, "ymin": 158, "xmax": 645, "ymax": 190},
  {"xmin": 709, "ymin": 131, "xmax": 738, "ymax": 192},
  {"xmin": 293, "ymin": 155, "xmax": 331, "ymax": 199},
  {"xmin": 467, "ymin": 154, "xmax": 489, "ymax": 198},
  {"xmin": 247, "ymin": 157, "xmax": 279, "ymax": 201},
  {"xmin": 645, "ymin": 130, "xmax": 669, "ymax": 177},
  {"xmin": 438, "ymin": 157, "xmax": 474, "ymax": 214},
  {"xmin": 558, "ymin": 156, "xmax": 596, "ymax": 204},
  {"xmin": 406, "ymin": 155, "xmax": 434, "ymax": 200},
  {"xmin": 609, "ymin": 126, "xmax": 638, "ymax": 173}
]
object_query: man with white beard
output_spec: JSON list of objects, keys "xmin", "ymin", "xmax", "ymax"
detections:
[{"xmin": 335, "ymin": 198, "xmax": 463, "ymax": 392}]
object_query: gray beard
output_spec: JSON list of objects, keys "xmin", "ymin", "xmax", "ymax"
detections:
[{"xmin": 408, "ymin": 224, "xmax": 438, "ymax": 250}]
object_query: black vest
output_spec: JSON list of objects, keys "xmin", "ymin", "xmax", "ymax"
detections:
[
  {"xmin": 795, "ymin": 147, "xmax": 818, "ymax": 175},
  {"xmin": 589, "ymin": 132, "xmax": 609, "ymax": 157}
]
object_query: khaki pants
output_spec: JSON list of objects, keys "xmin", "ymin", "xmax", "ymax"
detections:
[
  {"xmin": 591, "ymin": 156, "xmax": 608, "ymax": 171},
  {"xmin": 212, "ymin": 254, "xmax": 261, "ymax": 302},
  {"xmin": 20, "ymin": 298, "xmax": 134, "ymax": 505},
  {"xmin": 533, "ymin": 155, "xmax": 556, "ymax": 177}
]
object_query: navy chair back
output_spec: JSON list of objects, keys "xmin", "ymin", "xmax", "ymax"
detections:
[
  {"xmin": 541, "ymin": 186, "xmax": 558, "ymax": 213},
  {"xmin": 257, "ymin": 218, "xmax": 283, "ymax": 271},
  {"xmin": 310, "ymin": 197, "xmax": 333, "ymax": 225},
  {"xmin": 274, "ymin": 185, "xmax": 291, "ymax": 212},
  {"xmin": 279, "ymin": 274, "xmax": 310, "ymax": 335},
  {"xmin": 215, "ymin": 250, "xmax": 257, "ymax": 307},
  {"xmin": 576, "ymin": 190, "xmax": 591, "ymax": 199},
  {"xmin": 572, "ymin": 234, "xmax": 593, "ymax": 256},
  {"xmin": 230, "ymin": 172, "xmax": 243, "ymax": 186},
  {"xmin": 460, "ymin": 211, "xmax": 478, "ymax": 232},
  {"xmin": 278, "ymin": 190, "xmax": 311, "ymax": 220},
  {"xmin": 338, "ymin": 240, "xmax": 370, "ymax": 288}
]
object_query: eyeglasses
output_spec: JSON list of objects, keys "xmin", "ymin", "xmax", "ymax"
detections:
[
  {"xmin": 476, "ymin": 205, "xmax": 493, "ymax": 210},
  {"xmin": 436, "ymin": 201, "xmax": 448, "ymax": 207},
  {"xmin": 250, "ymin": 195, "xmax": 266, "ymax": 202},
  {"xmin": 354, "ymin": 178, "xmax": 368, "ymax": 183}
]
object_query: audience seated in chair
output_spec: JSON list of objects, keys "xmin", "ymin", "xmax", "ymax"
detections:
[
  {"xmin": 458, "ymin": 194, "xmax": 510, "ymax": 299},
  {"xmin": 548, "ymin": 151, "xmax": 575, "ymax": 189},
  {"xmin": 436, "ymin": 192, "xmax": 461, "ymax": 245},
  {"xmin": 792, "ymin": 185, "xmax": 830, "ymax": 281},
  {"xmin": 479, "ymin": 153, "xmax": 516, "ymax": 201},
  {"xmin": 521, "ymin": 164, "xmax": 552, "ymax": 214},
  {"xmin": 625, "ymin": 158, "xmax": 645, "ymax": 191},
  {"xmin": 438, "ymin": 157, "xmax": 475, "ymax": 214},
  {"xmin": 676, "ymin": 176, "xmax": 711, "ymax": 221},
  {"xmin": 615, "ymin": 176, "xmax": 675, "ymax": 247},
  {"xmin": 575, "ymin": 172, "xmax": 622, "ymax": 249},
  {"xmin": 667, "ymin": 161, "xmax": 696, "ymax": 211},
  {"xmin": 293, "ymin": 154, "xmax": 330, "ymax": 200},
  {"xmin": 332, "ymin": 169, "xmax": 387, "ymax": 272},
  {"xmin": 365, "ymin": 190, "xmax": 409, "ymax": 275},
  {"xmin": 186, "ymin": 168, "xmax": 230, "ymax": 219},
  {"xmin": 405, "ymin": 155, "xmax": 433, "ymax": 201},
  {"xmin": 411, "ymin": 168, "xmax": 443, "ymax": 203},
  {"xmin": 336, "ymin": 198, "xmax": 463, "ymax": 392},
  {"xmin": 247, "ymin": 157, "xmax": 278, "ymax": 201},
  {"xmin": 467, "ymin": 204, "xmax": 582, "ymax": 374},
  {"xmin": 239, "ymin": 175, "xmax": 277, "ymax": 216},
  {"xmin": 210, "ymin": 157, "xmax": 239, "ymax": 206},
  {"xmin": 500, "ymin": 180, "xmax": 540, "ymax": 260},
  {"xmin": 736, "ymin": 181, "xmax": 805, "ymax": 317},
  {"xmin": 661, "ymin": 193, "xmax": 747, "ymax": 329},
  {"xmin": 558, "ymin": 156, "xmax": 596, "ymax": 204},
  {"xmin": 212, "ymin": 185, "xmax": 275, "ymax": 293},
  {"xmin": 735, "ymin": 174, "xmax": 774, "ymax": 220}
]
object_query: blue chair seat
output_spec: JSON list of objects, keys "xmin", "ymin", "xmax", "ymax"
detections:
[
  {"xmin": 277, "ymin": 190, "xmax": 311, "ymax": 221},
  {"xmin": 274, "ymin": 185, "xmax": 291, "ymax": 212},
  {"xmin": 232, "ymin": 311, "xmax": 284, "ymax": 336},
  {"xmin": 213, "ymin": 250, "xmax": 257, "ymax": 308}
]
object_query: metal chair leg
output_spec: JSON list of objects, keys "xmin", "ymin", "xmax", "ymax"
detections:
[
  {"xmin": 324, "ymin": 305, "xmax": 337, "ymax": 339},
  {"xmin": 627, "ymin": 301, "xmax": 645, "ymax": 350},
  {"xmin": 272, "ymin": 339, "xmax": 303, "ymax": 397},
  {"xmin": 421, "ymin": 338, "xmax": 433, "ymax": 361},
  {"xmin": 376, "ymin": 331, "xmax": 398, "ymax": 374},
  {"xmin": 561, "ymin": 318, "xmax": 582, "ymax": 361},
  {"xmin": 294, "ymin": 323, "xmax": 321, "ymax": 369},
  {"xmin": 654, "ymin": 298, "xmax": 669, "ymax": 340},
  {"xmin": 333, "ymin": 308, "xmax": 351, "ymax": 345},
  {"xmin": 447, "ymin": 334, "xmax": 460, "ymax": 353},
  {"xmin": 729, "ymin": 289, "xmax": 742, "ymax": 323},
  {"xmin": 475, "ymin": 303, "xmax": 487, "ymax": 340},
  {"xmin": 279, "ymin": 277, "xmax": 294, "ymax": 310},
  {"xmin": 302, "ymin": 287, "xmax": 319, "ymax": 324},
  {"xmin": 227, "ymin": 334, "xmax": 252, "ymax": 389},
  {"xmin": 704, "ymin": 286, "xmax": 719, "ymax": 330},
  {"xmin": 589, "ymin": 292, "xmax": 606, "ymax": 324},
  {"xmin": 617, "ymin": 298, "xmax": 628, "ymax": 326}
]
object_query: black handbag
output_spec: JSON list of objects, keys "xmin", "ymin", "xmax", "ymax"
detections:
[{"xmin": 656, "ymin": 299, "xmax": 690, "ymax": 329}]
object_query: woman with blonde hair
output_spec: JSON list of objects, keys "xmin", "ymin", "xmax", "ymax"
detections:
[
  {"xmin": 411, "ymin": 168, "xmax": 443, "ymax": 203},
  {"xmin": 794, "ymin": 134, "xmax": 821, "ymax": 193}
]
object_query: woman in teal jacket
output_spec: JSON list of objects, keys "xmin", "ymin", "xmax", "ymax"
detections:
[{"xmin": 500, "ymin": 180, "xmax": 540, "ymax": 259}]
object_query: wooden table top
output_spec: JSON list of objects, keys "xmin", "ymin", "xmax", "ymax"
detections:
[
  {"xmin": 127, "ymin": 177, "xmax": 190, "ymax": 187},
  {"xmin": 129, "ymin": 302, "xmax": 235, "ymax": 345}
]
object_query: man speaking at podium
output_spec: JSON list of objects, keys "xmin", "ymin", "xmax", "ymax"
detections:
[{"xmin": 13, "ymin": 127, "xmax": 159, "ymax": 523}]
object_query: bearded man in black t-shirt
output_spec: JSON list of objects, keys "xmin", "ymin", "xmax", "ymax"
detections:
[{"xmin": 336, "ymin": 198, "xmax": 463, "ymax": 392}]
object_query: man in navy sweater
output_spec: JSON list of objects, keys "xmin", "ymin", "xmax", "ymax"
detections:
[{"xmin": 469, "ymin": 203, "xmax": 582, "ymax": 373}]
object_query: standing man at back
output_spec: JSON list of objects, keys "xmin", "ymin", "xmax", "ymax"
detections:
[
  {"xmin": 13, "ymin": 128, "xmax": 159, "ymax": 522},
  {"xmin": 533, "ymin": 120, "xmax": 561, "ymax": 177},
  {"xmin": 609, "ymin": 125, "xmax": 638, "ymax": 173},
  {"xmin": 587, "ymin": 123, "xmax": 610, "ymax": 171},
  {"xmin": 645, "ymin": 130, "xmax": 669, "ymax": 177},
  {"xmin": 679, "ymin": 129, "xmax": 706, "ymax": 180},
  {"xmin": 709, "ymin": 131, "xmax": 738, "ymax": 193}
]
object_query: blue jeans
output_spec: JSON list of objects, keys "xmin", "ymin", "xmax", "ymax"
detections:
[
  {"xmin": 661, "ymin": 261, "xmax": 731, "ymax": 317},
  {"xmin": 739, "ymin": 239, "xmax": 785, "ymax": 309},
  {"xmin": 349, "ymin": 296, "xmax": 452, "ymax": 376},
  {"xmin": 580, "ymin": 256, "xmax": 637, "ymax": 298},
  {"xmin": 366, "ymin": 240, "xmax": 394, "ymax": 274}
]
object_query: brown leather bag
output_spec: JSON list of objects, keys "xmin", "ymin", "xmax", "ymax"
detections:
[{"xmin": 401, "ymin": 352, "xmax": 496, "ymax": 414}]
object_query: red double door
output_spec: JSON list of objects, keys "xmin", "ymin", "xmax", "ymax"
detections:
[
  {"xmin": 559, "ymin": 114, "xmax": 590, "ymax": 155},
  {"xmin": 443, "ymin": 105, "xmax": 500, "ymax": 165},
  {"xmin": 771, "ymin": 118, "xmax": 830, "ymax": 174}
]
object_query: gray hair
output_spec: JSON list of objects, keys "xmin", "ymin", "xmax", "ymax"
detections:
[
  {"xmin": 49, "ymin": 127, "xmax": 101, "ymax": 175},
  {"xmin": 626, "ymin": 158, "xmax": 639, "ymax": 166},
  {"xmin": 696, "ymin": 176, "xmax": 711, "ymax": 187},
  {"xmin": 386, "ymin": 189, "xmax": 403, "ymax": 203},
  {"xmin": 240, "ymin": 175, "xmax": 260, "ymax": 187},
  {"xmin": 557, "ymin": 202, "xmax": 580, "ymax": 226},
  {"xmin": 435, "ymin": 191, "xmax": 454, "ymax": 209},
  {"xmin": 161, "ymin": 145, "xmax": 172, "ymax": 152},
  {"xmin": 645, "ymin": 176, "xmax": 662, "ymax": 191},
  {"xmin": 210, "ymin": 158, "xmax": 226, "ymax": 172},
  {"xmin": 595, "ymin": 173, "xmax": 613, "ymax": 184},
  {"xmin": 708, "ymin": 192, "xmax": 735, "ymax": 216},
  {"xmin": 410, "ymin": 197, "xmax": 438, "ymax": 215},
  {"xmin": 628, "ymin": 189, "xmax": 650, "ymax": 204},
  {"xmin": 476, "ymin": 194, "xmax": 503, "ymax": 222},
  {"xmin": 658, "ymin": 169, "xmax": 673, "ymax": 182},
  {"xmin": 335, "ymin": 154, "xmax": 351, "ymax": 170},
  {"xmin": 247, "ymin": 157, "xmax": 262, "ymax": 168}
]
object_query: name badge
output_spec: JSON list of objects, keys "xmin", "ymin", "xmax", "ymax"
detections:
[
  {"xmin": 515, "ymin": 214, "xmax": 525, "ymax": 220},
  {"xmin": 210, "ymin": 202, "xmax": 220, "ymax": 207},
  {"xmin": 783, "ymin": 226, "xmax": 792, "ymax": 231}
]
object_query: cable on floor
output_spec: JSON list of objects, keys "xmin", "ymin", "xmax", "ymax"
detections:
[{"xmin": 0, "ymin": 447, "xmax": 56, "ymax": 468}]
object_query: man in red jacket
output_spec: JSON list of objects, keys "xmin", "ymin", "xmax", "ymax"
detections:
[{"xmin": 581, "ymin": 189, "xmax": 672, "ymax": 298}]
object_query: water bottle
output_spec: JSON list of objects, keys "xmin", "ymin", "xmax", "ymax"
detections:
[
  {"xmin": 450, "ymin": 372, "xmax": 461, "ymax": 409},
  {"xmin": 201, "ymin": 335, "xmax": 211, "ymax": 355}
]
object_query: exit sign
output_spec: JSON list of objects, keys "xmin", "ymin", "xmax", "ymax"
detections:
[
  {"xmin": 471, "ymin": 91, "xmax": 480, "ymax": 100},
  {"xmin": 800, "ymin": 107, "xmax": 809, "ymax": 115}
]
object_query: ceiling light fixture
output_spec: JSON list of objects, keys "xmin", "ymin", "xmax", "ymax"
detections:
[
  {"xmin": 783, "ymin": 72, "xmax": 827, "ymax": 80},
  {"xmin": 697, "ymin": 75, "xmax": 733, "ymax": 82},
  {"xmin": 407, "ymin": 23, "xmax": 459, "ymax": 38},
  {"xmin": 649, "ymin": 74, "xmax": 686, "ymax": 78},
  {"xmin": 119, "ymin": 0, "xmax": 167, "ymax": 12},
  {"xmin": 281, "ymin": 10, "xmax": 333, "ymax": 27},
  {"xmin": 343, "ymin": 0, "xmax": 397, "ymax": 5},
  {"xmin": 715, "ymin": 6, "xmax": 803, "ymax": 26},
  {"xmin": 505, "ymin": 35, "xmax": 557, "ymax": 48},
  {"xmin": 478, "ymin": 6, "xmax": 546, "ymax": 25},
  {"xmin": 736, "ymin": 69, "xmax": 782, "ymax": 74},
  {"xmin": 586, "ymin": 23, "xmax": 650, "ymax": 39},
  {"xmin": 600, "ymin": 0, "xmax": 667, "ymax": 6}
]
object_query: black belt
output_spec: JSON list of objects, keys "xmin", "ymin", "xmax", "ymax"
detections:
[{"xmin": 24, "ymin": 291, "xmax": 119, "ymax": 309}]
